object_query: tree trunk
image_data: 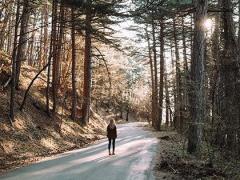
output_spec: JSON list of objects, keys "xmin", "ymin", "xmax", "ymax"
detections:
[
  {"xmin": 38, "ymin": 12, "xmax": 44, "ymax": 68},
  {"xmin": 9, "ymin": 0, "xmax": 21, "ymax": 122},
  {"xmin": 7, "ymin": 11, "xmax": 14, "ymax": 54},
  {"xmin": 170, "ymin": 40, "xmax": 177, "ymax": 128},
  {"xmin": 46, "ymin": 0, "xmax": 57, "ymax": 116},
  {"xmin": 126, "ymin": 108, "xmax": 129, "ymax": 121},
  {"xmin": 238, "ymin": 0, "xmax": 240, "ymax": 46},
  {"xmin": 43, "ymin": 0, "xmax": 49, "ymax": 66},
  {"xmin": 187, "ymin": 0, "xmax": 208, "ymax": 154},
  {"xmin": 221, "ymin": 0, "xmax": 240, "ymax": 152},
  {"xmin": 145, "ymin": 26, "xmax": 156, "ymax": 128},
  {"xmin": 71, "ymin": 7, "xmax": 77, "ymax": 121},
  {"xmin": 182, "ymin": 17, "xmax": 189, "ymax": 124},
  {"xmin": 0, "ymin": 2, "xmax": 11, "ymax": 49},
  {"xmin": 173, "ymin": 17, "xmax": 183, "ymax": 132},
  {"xmin": 211, "ymin": 0, "xmax": 223, "ymax": 147},
  {"xmin": 28, "ymin": 18, "xmax": 37, "ymax": 66},
  {"xmin": 16, "ymin": 0, "xmax": 30, "ymax": 90},
  {"xmin": 151, "ymin": 14, "xmax": 159, "ymax": 130},
  {"xmin": 165, "ymin": 74, "xmax": 170, "ymax": 127},
  {"xmin": 120, "ymin": 108, "xmax": 123, "ymax": 119},
  {"xmin": 158, "ymin": 19, "xmax": 165, "ymax": 130},
  {"xmin": 52, "ymin": 0, "xmax": 64, "ymax": 118},
  {"xmin": 20, "ymin": 63, "xmax": 49, "ymax": 111},
  {"xmin": 82, "ymin": 0, "xmax": 92, "ymax": 125}
]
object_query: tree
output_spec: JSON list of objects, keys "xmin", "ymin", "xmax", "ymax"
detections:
[
  {"xmin": 173, "ymin": 17, "xmax": 183, "ymax": 132},
  {"xmin": 52, "ymin": 1, "xmax": 65, "ymax": 118},
  {"xmin": 151, "ymin": 13, "xmax": 159, "ymax": 130},
  {"xmin": 145, "ymin": 26, "xmax": 156, "ymax": 128},
  {"xmin": 16, "ymin": 0, "xmax": 30, "ymax": 90},
  {"xmin": 158, "ymin": 18, "xmax": 165, "ymax": 129},
  {"xmin": 71, "ymin": 7, "xmax": 77, "ymax": 121},
  {"xmin": 82, "ymin": 0, "xmax": 93, "ymax": 125},
  {"xmin": 187, "ymin": 0, "xmax": 208, "ymax": 154},
  {"xmin": 9, "ymin": 0, "xmax": 21, "ymax": 122},
  {"xmin": 221, "ymin": 0, "xmax": 240, "ymax": 152}
]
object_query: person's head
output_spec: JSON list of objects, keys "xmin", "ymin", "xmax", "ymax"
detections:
[{"xmin": 109, "ymin": 119, "xmax": 115, "ymax": 126}]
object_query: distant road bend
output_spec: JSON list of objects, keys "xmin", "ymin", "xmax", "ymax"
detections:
[{"xmin": 0, "ymin": 122, "xmax": 158, "ymax": 180}]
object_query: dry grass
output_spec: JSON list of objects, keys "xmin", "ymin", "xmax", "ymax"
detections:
[
  {"xmin": 0, "ymin": 59, "xmax": 108, "ymax": 174},
  {"xmin": 149, "ymin": 126, "xmax": 240, "ymax": 180}
]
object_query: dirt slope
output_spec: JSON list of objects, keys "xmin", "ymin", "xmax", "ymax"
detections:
[{"xmin": 0, "ymin": 52, "xmax": 108, "ymax": 173}]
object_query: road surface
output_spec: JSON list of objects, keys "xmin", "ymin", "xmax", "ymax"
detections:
[{"xmin": 0, "ymin": 122, "xmax": 159, "ymax": 180}]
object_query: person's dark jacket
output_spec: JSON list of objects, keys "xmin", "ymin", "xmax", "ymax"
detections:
[{"xmin": 107, "ymin": 125, "xmax": 117, "ymax": 139}]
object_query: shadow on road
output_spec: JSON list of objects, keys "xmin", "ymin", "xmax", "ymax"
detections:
[{"xmin": 0, "ymin": 123, "xmax": 158, "ymax": 180}]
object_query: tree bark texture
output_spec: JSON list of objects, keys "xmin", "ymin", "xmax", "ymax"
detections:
[
  {"xmin": 82, "ymin": 0, "xmax": 92, "ymax": 125},
  {"xmin": 187, "ymin": 0, "xmax": 208, "ymax": 154}
]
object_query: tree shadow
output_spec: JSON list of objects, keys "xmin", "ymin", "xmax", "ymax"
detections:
[{"xmin": 0, "ymin": 124, "xmax": 157, "ymax": 180}]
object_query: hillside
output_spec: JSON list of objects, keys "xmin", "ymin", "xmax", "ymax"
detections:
[{"xmin": 0, "ymin": 52, "xmax": 110, "ymax": 173}]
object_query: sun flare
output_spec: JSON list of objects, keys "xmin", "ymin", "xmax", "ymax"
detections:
[{"xmin": 203, "ymin": 18, "xmax": 213, "ymax": 31}]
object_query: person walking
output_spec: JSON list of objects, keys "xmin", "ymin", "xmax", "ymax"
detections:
[{"xmin": 107, "ymin": 119, "xmax": 117, "ymax": 155}]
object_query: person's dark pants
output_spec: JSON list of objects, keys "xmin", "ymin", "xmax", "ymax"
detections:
[{"xmin": 108, "ymin": 138, "xmax": 115, "ymax": 152}]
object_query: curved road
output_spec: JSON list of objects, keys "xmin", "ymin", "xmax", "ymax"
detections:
[{"xmin": 0, "ymin": 122, "xmax": 158, "ymax": 180}]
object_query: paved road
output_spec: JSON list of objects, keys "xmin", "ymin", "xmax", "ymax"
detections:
[{"xmin": 0, "ymin": 122, "xmax": 158, "ymax": 180}]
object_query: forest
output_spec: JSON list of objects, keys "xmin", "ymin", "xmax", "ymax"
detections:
[{"xmin": 0, "ymin": 0, "xmax": 240, "ymax": 179}]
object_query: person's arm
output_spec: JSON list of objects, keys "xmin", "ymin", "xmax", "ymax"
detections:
[{"xmin": 107, "ymin": 125, "xmax": 109, "ymax": 137}]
